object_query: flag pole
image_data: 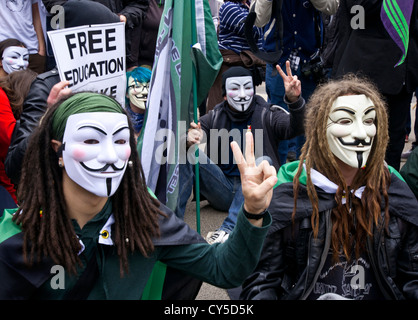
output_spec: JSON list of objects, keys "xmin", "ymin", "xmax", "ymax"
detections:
[{"xmin": 191, "ymin": 0, "xmax": 201, "ymax": 234}]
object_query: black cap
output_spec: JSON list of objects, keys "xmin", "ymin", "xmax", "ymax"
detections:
[{"xmin": 221, "ymin": 66, "xmax": 253, "ymax": 97}]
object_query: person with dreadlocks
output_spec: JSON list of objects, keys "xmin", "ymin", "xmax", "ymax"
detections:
[
  {"xmin": 0, "ymin": 91, "xmax": 277, "ymax": 299},
  {"xmin": 240, "ymin": 75, "xmax": 418, "ymax": 300}
]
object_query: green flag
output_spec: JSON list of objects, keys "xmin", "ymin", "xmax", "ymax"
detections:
[{"xmin": 138, "ymin": 0, "xmax": 222, "ymax": 212}]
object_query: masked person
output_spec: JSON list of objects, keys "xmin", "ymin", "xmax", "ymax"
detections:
[
  {"xmin": 125, "ymin": 66, "xmax": 151, "ymax": 141},
  {"xmin": 0, "ymin": 91, "xmax": 278, "ymax": 300},
  {"xmin": 0, "ymin": 39, "xmax": 30, "ymax": 77},
  {"xmin": 178, "ymin": 65, "xmax": 305, "ymax": 244},
  {"xmin": 240, "ymin": 75, "xmax": 418, "ymax": 300},
  {"xmin": 5, "ymin": 0, "xmax": 121, "ymax": 188}
]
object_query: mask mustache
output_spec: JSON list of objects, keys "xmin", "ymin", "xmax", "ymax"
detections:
[
  {"xmin": 232, "ymin": 96, "xmax": 251, "ymax": 103},
  {"xmin": 338, "ymin": 137, "xmax": 372, "ymax": 146},
  {"xmin": 80, "ymin": 162, "xmax": 126, "ymax": 172}
]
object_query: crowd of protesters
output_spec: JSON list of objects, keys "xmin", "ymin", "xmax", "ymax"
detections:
[{"xmin": 0, "ymin": 0, "xmax": 418, "ymax": 302}]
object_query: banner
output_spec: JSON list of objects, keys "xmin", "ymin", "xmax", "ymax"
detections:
[
  {"xmin": 138, "ymin": 0, "xmax": 222, "ymax": 211},
  {"xmin": 48, "ymin": 22, "xmax": 126, "ymax": 106}
]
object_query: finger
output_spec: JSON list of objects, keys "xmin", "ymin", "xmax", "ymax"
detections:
[
  {"xmin": 47, "ymin": 81, "xmax": 71, "ymax": 107},
  {"xmin": 48, "ymin": 80, "xmax": 69, "ymax": 100},
  {"xmin": 190, "ymin": 122, "xmax": 198, "ymax": 128},
  {"xmin": 231, "ymin": 140, "xmax": 246, "ymax": 171},
  {"xmin": 257, "ymin": 160, "xmax": 277, "ymax": 181},
  {"xmin": 276, "ymin": 64, "xmax": 287, "ymax": 81},
  {"xmin": 244, "ymin": 131, "xmax": 256, "ymax": 167},
  {"xmin": 258, "ymin": 174, "xmax": 279, "ymax": 195},
  {"xmin": 58, "ymin": 88, "xmax": 72, "ymax": 100},
  {"xmin": 286, "ymin": 60, "xmax": 293, "ymax": 77},
  {"xmin": 289, "ymin": 78, "xmax": 298, "ymax": 88}
]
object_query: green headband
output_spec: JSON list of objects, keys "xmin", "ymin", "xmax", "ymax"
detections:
[{"xmin": 52, "ymin": 92, "xmax": 124, "ymax": 140}]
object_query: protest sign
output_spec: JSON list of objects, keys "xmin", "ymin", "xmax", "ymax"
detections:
[{"xmin": 48, "ymin": 22, "xmax": 126, "ymax": 106}]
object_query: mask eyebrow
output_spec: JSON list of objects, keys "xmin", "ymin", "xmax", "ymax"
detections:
[
  {"xmin": 78, "ymin": 125, "xmax": 107, "ymax": 135},
  {"xmin": 113, "ymin": 126, "xmax": 129, "ymax": 135},
  {"xmin": 333, "ymin": 107, "xmax": 355, "ymax": 114},
  {"xmin": 365, "ymin": 107, "xmax": 376, "ymax": 115}
]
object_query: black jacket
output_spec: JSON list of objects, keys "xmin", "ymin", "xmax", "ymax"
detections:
[
  {"xmin": 240, "ymin": 169, "xmax": 418, "ymax": 300},
  {"xmin": 42, "ymin": 0, "xmax": 149, "ymax": 29},
  {"xmin": 5, "ymin": 69, "xmax": 60, "ymax": 186},
  {"xmin": 332, "ymin": 0, "xmax": 418, "ymax": 95},
  {"xmin": 199, "ymin": 95, "xmax": 306, "ymax": 171}
]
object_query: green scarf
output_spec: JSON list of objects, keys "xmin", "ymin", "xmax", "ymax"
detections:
[{"xmin": 52, "ymin": 92, "xmax": 123, "ymax": 140}]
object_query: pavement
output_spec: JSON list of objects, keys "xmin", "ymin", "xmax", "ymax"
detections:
[{"xmin": 182, "ymin": 86, "xmax": 417, "ymax": 301}]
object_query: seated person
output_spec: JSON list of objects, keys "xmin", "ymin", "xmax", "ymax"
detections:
[
  {"xmin": 0, "ymin": 91, "xmax": 278, "ymax": 299},
  {"xmin": 240, "ymin": 75, "xmax": 418, "ymax": 300},
  {"xmin": 178, "ymin": 64, "xmax": 305, "ymax": 244}
]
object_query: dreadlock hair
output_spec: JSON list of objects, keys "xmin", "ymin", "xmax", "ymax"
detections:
[
  {"xmin": 13, "ymin": 92, "xmax": 164, "ymax": 276},
  {"xmin": 292, "ymin": 74, "xmax": 390, "ymax": 262}
]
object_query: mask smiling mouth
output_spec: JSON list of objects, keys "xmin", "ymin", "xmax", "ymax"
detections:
[
  {"xmin": 10, "ymin": 65, "xmax": 26, "ymax": 71},
  {"xmin": 80, "ymin": 162, "xmax": 126, "ymax": 173},
  {"xmin": 133, "ymin": 93, "xmax": 147, "ymax": 100}
]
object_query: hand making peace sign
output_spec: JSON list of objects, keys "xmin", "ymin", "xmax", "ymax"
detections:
[
  {"xmin": 231, "ymin": 131, "xmax": 277, "ymax": 227},
  {"xmin": 277, "ymin": 60, "xmax": 302, "ymax": 103}
]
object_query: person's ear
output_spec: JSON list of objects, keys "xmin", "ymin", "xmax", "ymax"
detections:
[{"xmin": 51, "ymin": 139, "xmax": 62, "ymax": 153}]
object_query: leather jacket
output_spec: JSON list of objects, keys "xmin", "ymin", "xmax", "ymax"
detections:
[
  {"xmin": 240, "ymin": 172, "xmax": 418, "ymax": 300},
  {"xmin": 5, "ymin": 69, "xmax": 60, "ymax": 186}
]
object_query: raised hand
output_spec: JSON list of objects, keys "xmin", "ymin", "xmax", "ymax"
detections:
[
  {"xmin": 231, "ymin": 131, "xmax": 277, "ymax": 226},
  {"xmin": 277, "ymin": 60, "xmax": 301, "ymax": 103},
  {"xmin": 47, "ymin": 80, "xmax": 72, "ymax": 108}
]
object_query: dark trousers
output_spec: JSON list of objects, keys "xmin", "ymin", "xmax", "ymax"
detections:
[{"xmin": 385, "ymin": 86, "xmax": 414, "ymax": 171}]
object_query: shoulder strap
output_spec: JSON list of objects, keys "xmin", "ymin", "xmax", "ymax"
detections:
[{"xmin": 63, "ymin": 246, "xmax": 101, "ymax": 300}]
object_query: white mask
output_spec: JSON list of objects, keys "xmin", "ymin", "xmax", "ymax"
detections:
[
  {"xmin": 62, "ymin": 112, "xmax": 131, "ymax": 197},
  {"xmin": 225, "ymin": 76, "xmax": 254, "ymax": 112},
  {"xmin": 1, "ymin": 46, "xmax": 29, "ymax": 74},
  {"xmin": 326, "ymin": 95, "xmax": 377, "ymax": 169},
  {"xmin": 127, "ymin": 76, "xmax": 149, "ymax": 110}
]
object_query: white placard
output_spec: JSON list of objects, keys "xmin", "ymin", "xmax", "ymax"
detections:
[{"xmin": 48, "ymin": 22, "xmax": 126, "ymax": 107}]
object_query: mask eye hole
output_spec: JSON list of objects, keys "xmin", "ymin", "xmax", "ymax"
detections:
[
  {"xmin": 363, "ymin": 118, "xmax": 375, "ymax": 126},
  {"xmin": 84, "ymin": 139, "xmax": 99, "ymax": 144},
  {"xmin": 336, "ymin": 119, "xmax": 353, "ymax": 125},
  {"xmin": 115, "ymin": 139, "xmax": 127, "ymax": 145}
]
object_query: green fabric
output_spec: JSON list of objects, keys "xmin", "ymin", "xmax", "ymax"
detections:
[
  {"xmin": 275, "ymin": 160, "xmax": 405, "ymax": 189},
  {"xmin": 1, "ymin": 192, "xmax": 271, "ymax": 299},
  {"xmin": 156, "ymin": 210, "xmax": 271, "ymax": 288},
  {"xmin": 400, "ymin": 147, "xmax": 418, "ymax": 199},
  {"xmin": 0, "ymin": 208, "xmax": 20, "ymax": 243},
  {"xmin": 52, "ymin": 92, "xmax": 124, "ymax": 140},
  {"xmin": 32, "ymin": 208, "xmax": 270, "ymax": 299},
  {"xmin": 141, "ymin": 261, "xmax": 167, "ymax": 300},
  {"xmin": 143, "ymin": 185, "xmax": 168, "ymax": 300},
  {"xmin": 275, "ymin": 161, "xmax": 307, "ymax": 188}
]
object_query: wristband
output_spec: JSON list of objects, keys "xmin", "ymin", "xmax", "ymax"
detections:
[{"xmin": 243, "ymin": 207, "xmax": 267, "ymax": 220}]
